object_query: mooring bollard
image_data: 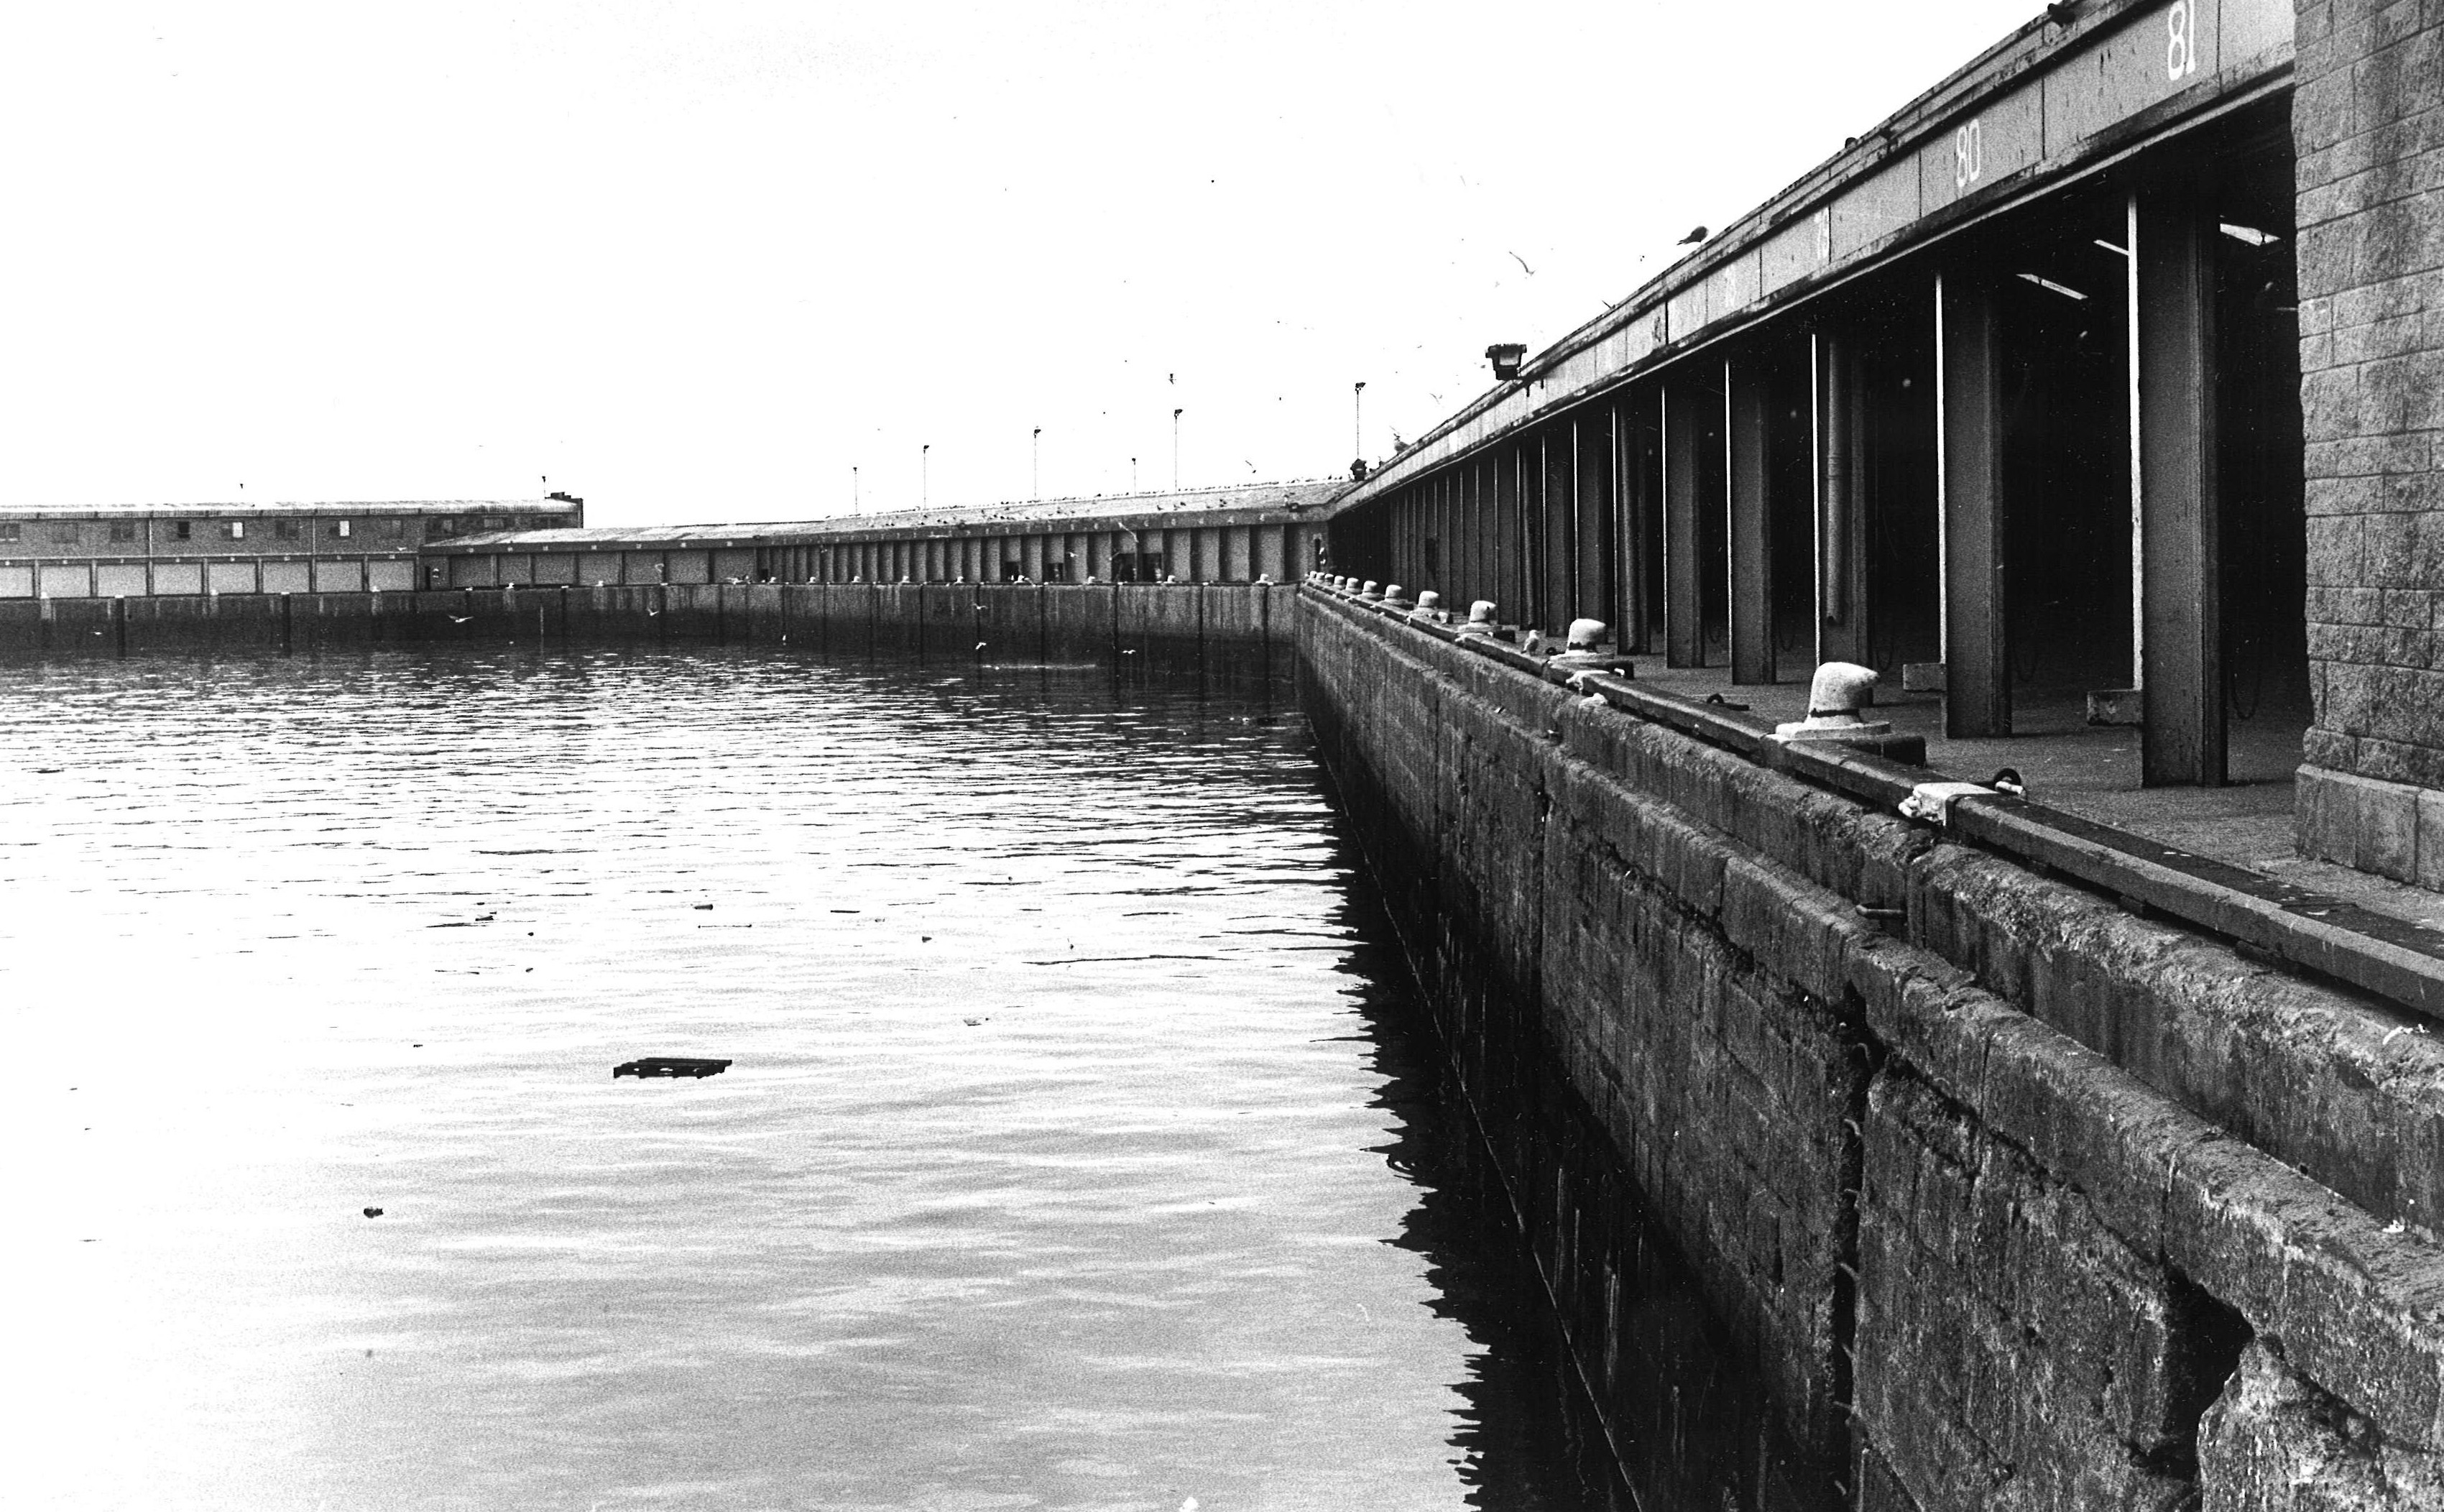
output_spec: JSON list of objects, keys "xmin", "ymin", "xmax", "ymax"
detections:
[
  {"xmin": 1773, "ymin": 661, "xmax": 1893, "ymax": 744},
  {"xmin": 1546, "ymin": 619, "xmax": 1636, "ymax": 674},
  {"xmin": 1407, "ymin": 590, "xmax": 1443, "ymax": 623},
  {"xmin": 1454, "ymin": 600, "xmax": 1499, "ymax": 637}
]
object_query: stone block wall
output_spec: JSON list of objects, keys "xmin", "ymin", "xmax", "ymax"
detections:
[
  {"xmin": 1300, "ymin": 590, "xmax": 2444, "ymax": 1510},
  {"xmin": 2294, "ymin": 0, "xmax": 2444, "ymax": 877}
]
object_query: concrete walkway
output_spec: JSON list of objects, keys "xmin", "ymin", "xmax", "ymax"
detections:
[{"xmin": 1627, "ymin": 660, "xmax": 2444, "ymax": 934}]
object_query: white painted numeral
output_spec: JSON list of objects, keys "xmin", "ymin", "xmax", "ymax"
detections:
[
  {"xmin": 1954, "ymin": 118, "xmax": 1983, "ymax": 190},
  {"xmin": 2167, "ymin": 1, "xmax": 2198, "ymax": 80}
]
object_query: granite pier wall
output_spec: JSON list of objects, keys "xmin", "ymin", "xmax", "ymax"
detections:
[
  {"xmin": 0, "ymin": 581, "xmax": 1294, "ymax": 673},
  {"xmin": 1299, "ymin": 588, "xmax": 2444, "ymax": 1511}
]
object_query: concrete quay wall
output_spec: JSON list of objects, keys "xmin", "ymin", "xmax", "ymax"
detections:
[
  {"xmin": 1299, "ymin": 588, "xmax": 2444, "ymax": 1511},
  {"xmin": 0, "ymin": 581, "xmax": 1294, "ymax": 667}
]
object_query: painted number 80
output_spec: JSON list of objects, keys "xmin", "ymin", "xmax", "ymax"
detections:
[
  {"xmin": 1954, "ymin": 118, "xmax": 1982, "ymax": 190},
  {"xmin": 2167, "ymin": 1, "xmax": 2198, "ymax": 80}
]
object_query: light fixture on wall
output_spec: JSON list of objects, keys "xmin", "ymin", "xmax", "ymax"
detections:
[{"xmin": 1485, "ymin": 343, "xmax": 1528, "ymax": 382}]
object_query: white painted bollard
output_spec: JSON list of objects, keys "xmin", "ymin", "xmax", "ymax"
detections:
[{"xmin": 1774, "ymin": 661, "xmax": 1894, "ymax": 743}]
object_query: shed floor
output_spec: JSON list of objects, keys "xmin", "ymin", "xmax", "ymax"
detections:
[{"xmin": 1626, "ymin": 659, "xmax": 2444, "ymax": 934}]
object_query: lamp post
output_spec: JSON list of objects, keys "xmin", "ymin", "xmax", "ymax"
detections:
[
  {"xmin": 921, "ymin": 444, "xmax": 930, "ymax": 508},
  {"xmin": 852, "ymin": 465, "xmax": 860, "ymax": 515},
  {"xmin": 1353, "ymin": 381, "xmax": 1366, "ymax": 469},
  {"xmin": 1171, "ymin": 408, "xmax": 1183, "ymax": 491},
  {"xmin": 1032, "ymin": 428, "xmax": 1041, "ymax": 501}
]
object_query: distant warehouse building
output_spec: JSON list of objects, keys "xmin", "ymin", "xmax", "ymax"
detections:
[
  {"xmin": 0, "ymin": 496, "xmax": 584, "ymax": 598},
  {"xmin": 417, "ymin": 481, "xmax": 1347, "ymax": 589}
]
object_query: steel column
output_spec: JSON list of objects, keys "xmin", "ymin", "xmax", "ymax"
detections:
[
  {"xmin": 1664, "ymin": 381, "xmax": 1702, "ymax": 668},
  {"xmin": 1940, "ymin": 272, "xmax": 2011, "ymax": 737},
  {"xmin": 2136, "ymin": 193, "xmax": 2224, "ymax": 786},
  {"xmin": 1575, "ymin": 411, "xmax": 1614, "ymax": 640},
  {"xmin": 1730, "ymin": 361, "xmax": 1775, "ymax": 684}
]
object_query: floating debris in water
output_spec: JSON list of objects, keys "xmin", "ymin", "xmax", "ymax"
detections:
[
  {"xmin": 613, "ymin": 1056, "xmax": 732, "ymax": 1080},
  {"xmin": 363, "ymin": 1207, "xmax": 384, "ymax": 1218}
]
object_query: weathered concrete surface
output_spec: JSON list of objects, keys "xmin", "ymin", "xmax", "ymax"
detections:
[{"xmin": 1301, "ymin": 589, "xmax": 2444, "ymax": 1510}]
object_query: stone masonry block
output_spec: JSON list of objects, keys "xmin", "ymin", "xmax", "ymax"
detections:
[
  {"xmin": 2405, "ymin": 786, "xmax": 2444, "ymax": 894},
  {"xmin": 2305, "ymin": 361, "xmax": 2366, "ymax": 438},
  {"xmin": 2353, "ymin": 728, "xmax": 2444, "ymax": 785},
  {"xmin": 2307, "ymin": 513, "xmax": 2365, "ymax": 584},
  {"xmin": 1858, "ymin": 1073, "xmax": 2195, "ymax": 1507},
  {"xmin": 2164, "ymin": 1136, "xmax": 2444, "ymax": 1452},
  {"xmin": 2304, "ymin": 723, "xmax": 2358, "ymax": 770},
  {"xmin": 2202, "ymin": 1342, "xmax": 2444, "ymax": 1509}
]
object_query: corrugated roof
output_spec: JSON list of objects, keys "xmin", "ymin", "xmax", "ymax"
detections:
[
  {"xmin": 441, "ymin": 480, "xmax": 1350, "ymax": 550},
  {"xmin": 0, "ymin": 499, "xmax": 578, "ymax": 519}
]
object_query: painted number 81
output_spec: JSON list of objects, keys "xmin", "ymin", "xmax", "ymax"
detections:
[{"xmin": 2167, "ymin": 1, "xmax": 2198, "ymax": 80}]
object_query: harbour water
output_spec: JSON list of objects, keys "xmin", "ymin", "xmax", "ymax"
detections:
[{"xmin": 2, "ymin": 649, "xmax": 1628, "ymax": 1511}]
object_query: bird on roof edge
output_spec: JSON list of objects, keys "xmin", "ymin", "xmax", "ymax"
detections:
[{"xmin": 1678, "ymin": 226, "xmax": 1708, "ymax": 246}]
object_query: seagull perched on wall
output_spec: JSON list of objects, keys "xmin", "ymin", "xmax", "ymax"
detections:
[{"xmin": 1677, "ymin": 226, "xmax": 1709, "ymax": 245}]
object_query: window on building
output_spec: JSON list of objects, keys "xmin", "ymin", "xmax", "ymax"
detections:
[
  {"xmin": 172, "ymin": 521, "xmax": 192, "ymax": 541},
  {"xmin": 227, "ymin": 521, "xmax": 246, "ymax": 540},
  {"xmin": 331, "ymin": 520, "xmax": 351, "ymax": 539},
  {"xmin": 482, "ymin": 517, "xmax": 507, "ymax": 532},
  {"xmin": 426, "ymin": 518, "xmax": 454, "ymax": 539},
  {"xmin": 50, "ymin": 523, "xmax": 80, "ymax": 544},
  {"xmin": 109, "ymin": 522, "xmax": 136, "ymax": 543},
  {"xmin": 274, "ymin": 520, "xmax": 301, "ymax": 540},
  {"xmin": 379, "ymin": 518, "xmax": 406, "ymax": 539},
  {"xmin": 0, "ymin": 524, "xmax": 19, "ymax": 543}
]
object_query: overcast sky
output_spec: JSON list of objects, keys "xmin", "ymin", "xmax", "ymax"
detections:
[{"xmin": 1, "ymin": 1, "xmax": 2044, "ymax": 526}]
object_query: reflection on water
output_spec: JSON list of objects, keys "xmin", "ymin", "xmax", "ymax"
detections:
[{"xmin": 1, "ymin": 648, "xmax": 1626, "ymax": 1511}]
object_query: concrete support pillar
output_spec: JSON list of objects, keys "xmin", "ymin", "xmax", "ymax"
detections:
[
  {"xmin": 1816, "ymin": 332, "xmax": 1871, "ymax": 667},
  {"xmin": 1495, "ymin": 448, "xmax": 1525, "ymax": 624},
  {"xmin": 1664, "ymin": 379, "xmax": 1702, "ymax": 668},
  {"xmin": 2136, "ymin": 191, "xmax": 2225, "ymax": 787},
  {"xmin": 1940, "ymin": 271, "xmax": 2011, "ymax": 738},
  {"xmin": 1575, "ymin": 411, "xmax": 1614, "ymax": 639},
  {"xmin": 1730, "ymin": 361, "xmax": 1775, "ymax": 684},
  {"xmin": 1541, "ymin": 429, "xmax": 1574, "ymax": 634},
  {"xmin": 1621, "ymin": 392, "xmax": 1659, "ymax": 655},
  {"xmin": 1462, "ymin": 462, "xmax": 1484, "ymax": 608}
]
